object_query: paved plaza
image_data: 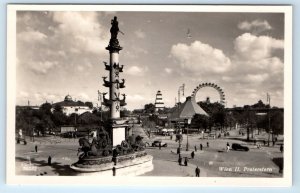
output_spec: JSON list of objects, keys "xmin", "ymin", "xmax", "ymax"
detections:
[{"xmin": 15, "ymin": 125, "xmax": 283, "ymax": 177}]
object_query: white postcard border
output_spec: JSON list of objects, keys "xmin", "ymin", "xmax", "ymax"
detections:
[{"xmin": 6, "ymin": 4, "xmax": 293, "ymax": 186}]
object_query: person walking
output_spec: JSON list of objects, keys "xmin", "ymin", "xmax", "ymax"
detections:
[
  {"xmin": 184, "ymin": 157, "xmax": 188, "ymax": 166},
  {"xmin": 159, "ymin": 142, "xmax": 161, "ymax": 150},
  {"xmin": 207, "ymin": 142, "xmax": 209, "ymax": 148},
  {"xmin": 35, "ymin": 145, "xmax": 38, "ymax": 153},
  {"xmin": 191, "ymin": 151, "xmax": 195, "ymax": 159},
  {"xmin": 177, "ymin": 147, "xmax": 181, "ymax": 154},
  {"xmin": 195, "ymin": 166, "xmax": 200, "ymax": 177},
  {"xmin": 178, "ymin": 155, "xmax": 182, "ymax": 166},
  {"xmin": 194, "ymin": 145, "xmax": 197, "ymax": 152},
  {"xmin": 200, "ymin": 143, "xmax": 203, "ymax": 151},
  {"xmin": 226, "ymin": 142, "xmax": 230, "ymax": 152},
  {"xmin": 112, "ymin": 167, "xmax": 116, "ymax": 176},
  {"xmin": 48, "ymin": 156, "xmax": 52, "ymax": 165},
  {"xmin": 280, "ymin": 144, "xmax": 283, "ymax": 153}
]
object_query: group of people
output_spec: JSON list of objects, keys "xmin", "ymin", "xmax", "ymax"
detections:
[
  {"xmin": 177, "ymin": 154, "xmax": 201, "ymax": 177},
  {"xmin": 178, "ymin": 155, "xmax": 189, "ymax": 166}
]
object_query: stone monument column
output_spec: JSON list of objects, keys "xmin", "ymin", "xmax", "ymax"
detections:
[
  {"xmin": 103, "ymin": 16, "xmax": 127, "ymax": 146},
  {"xmin": 109, "ymin": 52, "xmax": 120, "ymax": 118}
]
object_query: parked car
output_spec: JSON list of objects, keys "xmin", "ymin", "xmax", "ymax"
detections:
[
  {"xmin": 231, "ymin": 143, "xmax": 249, "ymax": 151},
  {"xmin": 151, "ymin": 140, "xmax": 167, "ymax": 147}
]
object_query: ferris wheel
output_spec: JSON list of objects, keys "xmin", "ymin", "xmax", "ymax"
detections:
[{"xmin": 191, "ymin": 82, "xmax": 226, "ymax": 105}]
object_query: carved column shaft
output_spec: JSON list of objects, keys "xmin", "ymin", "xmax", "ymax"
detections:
[{"xmin": 110, "ymin": 52, "xmax": 120, "ymax": 119}]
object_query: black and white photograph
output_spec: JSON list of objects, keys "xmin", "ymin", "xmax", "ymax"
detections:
[{"xmin": 6, "ymin": 4, "xmax": 292, "ymax": 186}]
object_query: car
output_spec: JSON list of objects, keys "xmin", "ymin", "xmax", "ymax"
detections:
[
  {"xmin": 231, "ymin": 143, "xmax": 249, "ymax": 151},
  {"xmin": 151, "ymin": 140, "xmax": 167, "ymax": 147}
]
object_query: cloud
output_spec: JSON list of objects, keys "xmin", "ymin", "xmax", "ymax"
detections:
[
  {"xmin": 170, "ymin": 41, "xmax": 231, "ymax": 74},
  {"xmin": 19, "ymin": 91, "xmax": 29, "ymax": 98},
  {"xmin": 238, "ymin": 19, "xmax": 272, "ymax": 32},
  {"xmin": 126, "ymin": 94, "xmax": 146, "ymax": 102},
  {"xmin": 77, "ymin": 92, "xmax": 91, "ymax": 101},
  {"xmin": 17, "ymin": 28, "xmax": 47, "ymax": 43},
  {"xmin": 125, "ymin": 66, "xmax": 147, "ymax": 76},
  {"xmin": 52, "ymin": 12, "xmax": 108, "ymax": 55},
  {"xmin": 27, "ymin": 61, "xmax": 58, "ymax": 75},
  {"xmin": 245, "ymin": 73, "xmax": 269, "ymax": 83},
  {"xmin": 164, "ymin": 68, "xmax": 173, "ymax": 74},
  {"xmin": 220, "ymin": 32, "xmax": 284, "ymax": 105},
  {"xmin": 234, "ymin": 33, "xmax": 284, "ymax": 61},
  {"xmin": 28, "ymin": 92, "xmax": 62, "ymax": 104},
  {"xmin": 17, "ymin": 11, "xmax": 110, "ymax": 76},
  {"xmin": 134, "ymin": 29, "xmax": 146, "ymax": 39}
]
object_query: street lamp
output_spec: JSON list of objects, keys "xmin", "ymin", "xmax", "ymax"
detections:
[
  {"xmin": 185, "ymin": 118, "xmax": 191, "ymax": 151},
  {"xmin": 98, "ymin": 90, "xmax": 103, "ymax": 121},
  {"xmin": 267, "ymin": 93, "xmax": 271, "ymax": 146}
]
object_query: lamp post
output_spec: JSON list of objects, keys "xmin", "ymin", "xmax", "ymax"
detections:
[
  {"xmin": 267, "ymin": 93, "xmax": 271, "ymax": 146},
  {"xmin": 185, "ymin": 118, "xmax": 191, "ymax": 151},
  {"xmin": 98, "ymin": 90, "xmax": 103, "ymax": 121}
]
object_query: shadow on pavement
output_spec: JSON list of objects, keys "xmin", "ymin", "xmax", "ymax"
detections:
[
  {"xmin": 272, "ymin": 157, "xmax": 283, "ymax": 172},
  {"xmin": 16, "ymin": 156, "xmax": 77, "ymax": 176}
]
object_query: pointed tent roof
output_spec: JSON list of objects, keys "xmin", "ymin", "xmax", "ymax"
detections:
[{"xmin": 170, "ymin": 96, "xmax": 208, "ymax": 120}]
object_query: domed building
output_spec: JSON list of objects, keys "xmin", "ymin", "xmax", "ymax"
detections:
[{"xmin": 52, "ymin": 94, "xmax": 93, "ymax": 116}]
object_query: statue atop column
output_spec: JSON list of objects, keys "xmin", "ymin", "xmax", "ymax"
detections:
[
  {"xmin": 107, "ymin": 16, "xmax": 122, "ymax": 51},
  {"xmin": 110, "ymin": 16, "xmax": 119, "ymax": 40}
]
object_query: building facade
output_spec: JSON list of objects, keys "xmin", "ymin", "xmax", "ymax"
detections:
[{"xmin": 52, "ymin": 95, "xmax": 92, "ymax": 116}]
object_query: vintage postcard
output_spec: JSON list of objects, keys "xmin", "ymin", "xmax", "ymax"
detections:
[{"xmin": 6, "ymin": 4, "xmax": 292, "ymax": 186}]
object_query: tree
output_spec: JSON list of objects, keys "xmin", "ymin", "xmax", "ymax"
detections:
[
  {"xmin": 52, "ymin": 111, "xmax": 68, "ymax": 126},
  {"xmin": 121, "ymin": 109, "xmax": 131, "ymax": 117},
  {"xmin": 271, "ymin": 111, "xmax": 284, "ymax": 135},
  {"xmin": 252, "ymin": 100, "xmax": 270, "ymax": 109},
  {"xmin": 77, "ymin": 112, "xmax": 101, "ymax": 125},
  {"xmin": 77, "ymin": 100, "xmax": 85, "ymax": 106},
  {"xmin": 144, "ymin": 103, "xmax": 155, "ymax": 114},
  {"xmin": 85, "ymin": 102, "xmax": 93, "ymax": 109},
  {"xmin": 53, "ymin": 104, "xmax": 63, "ymax": 113},
  {"xmin": 191, "ymin": 114, "xmax": 209, "ymax": 131},
  {"xmin": 40, "ymin": 102, "xmax": 52, "ymax": 115}
]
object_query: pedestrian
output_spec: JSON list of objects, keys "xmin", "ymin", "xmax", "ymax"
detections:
[
  {"xmin": 195, "ymin": 166, "xmax": 200, "ymax": 177},
  {"xmin": 273, "ymin": 140, "xmax": 275, "ymax": 146},
  {"xmin": 170, "ymin": 135, "xmax": 173, "ymax": 140},
  {"xmin": 184, "ymin": 157, "xmax": 188, "ymax": 166},
  {"xmin": 48, "ymin": 156, "xmax": 52, "ymax": 165},
  {"xmin": 226, "ymin": 142, "xmax": 230, "ymax": 152},
  {"xmin": 280, "ymin": 144, "xmax": 283, "ymax": 153},
  {"xmin": 207, "ymin": 142, "xmax": 209, "ymax": 148},
  {"xmin": 191, "ymin": 151, "xmax": 195, "ymax": 159},
  {"xmin": 194, "ymin": 145, "xmax": 197, "ymax": 152},
  {"xmin": 177, "ymin": 147, "xmax": 181, "ymax": 154},
  {"xmin": 200, "ymin": 143, "xmax": 203, "ymax": 151},
  {"xmin": 112, "ymin": 167, "xmax": 116, "ymax": 176},
  {"xmin": 35, "ymin": 145, "xmax": 38, "ymax": 152},
  {"xmin": 178, "ymin": 155, "xmax": 182, "ymax": 166},
  {"xmin": 263, "ymin": 140, "xmax": 266, "ymax": 146},
  {"xmin": 159, "ymin": 142, "xmax": 161, "ymax": 150}
]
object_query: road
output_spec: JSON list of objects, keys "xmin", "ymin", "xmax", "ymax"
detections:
[{"xmin": 15, "ymin": 126, "xmax": 283, "ymax": 177}]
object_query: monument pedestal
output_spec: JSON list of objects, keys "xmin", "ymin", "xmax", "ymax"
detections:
[
  {"xmin": 110, "ymin": 119, "xmax": 127, "ymax": 147},
  {"xmin": 70, "ymin": 151, "xmax": 153, "ymax": 176}
]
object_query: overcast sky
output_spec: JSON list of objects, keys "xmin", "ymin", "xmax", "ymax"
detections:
[{"xmin": 16, "ymin": 11, "xmax": 284, "ymax": 110}]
